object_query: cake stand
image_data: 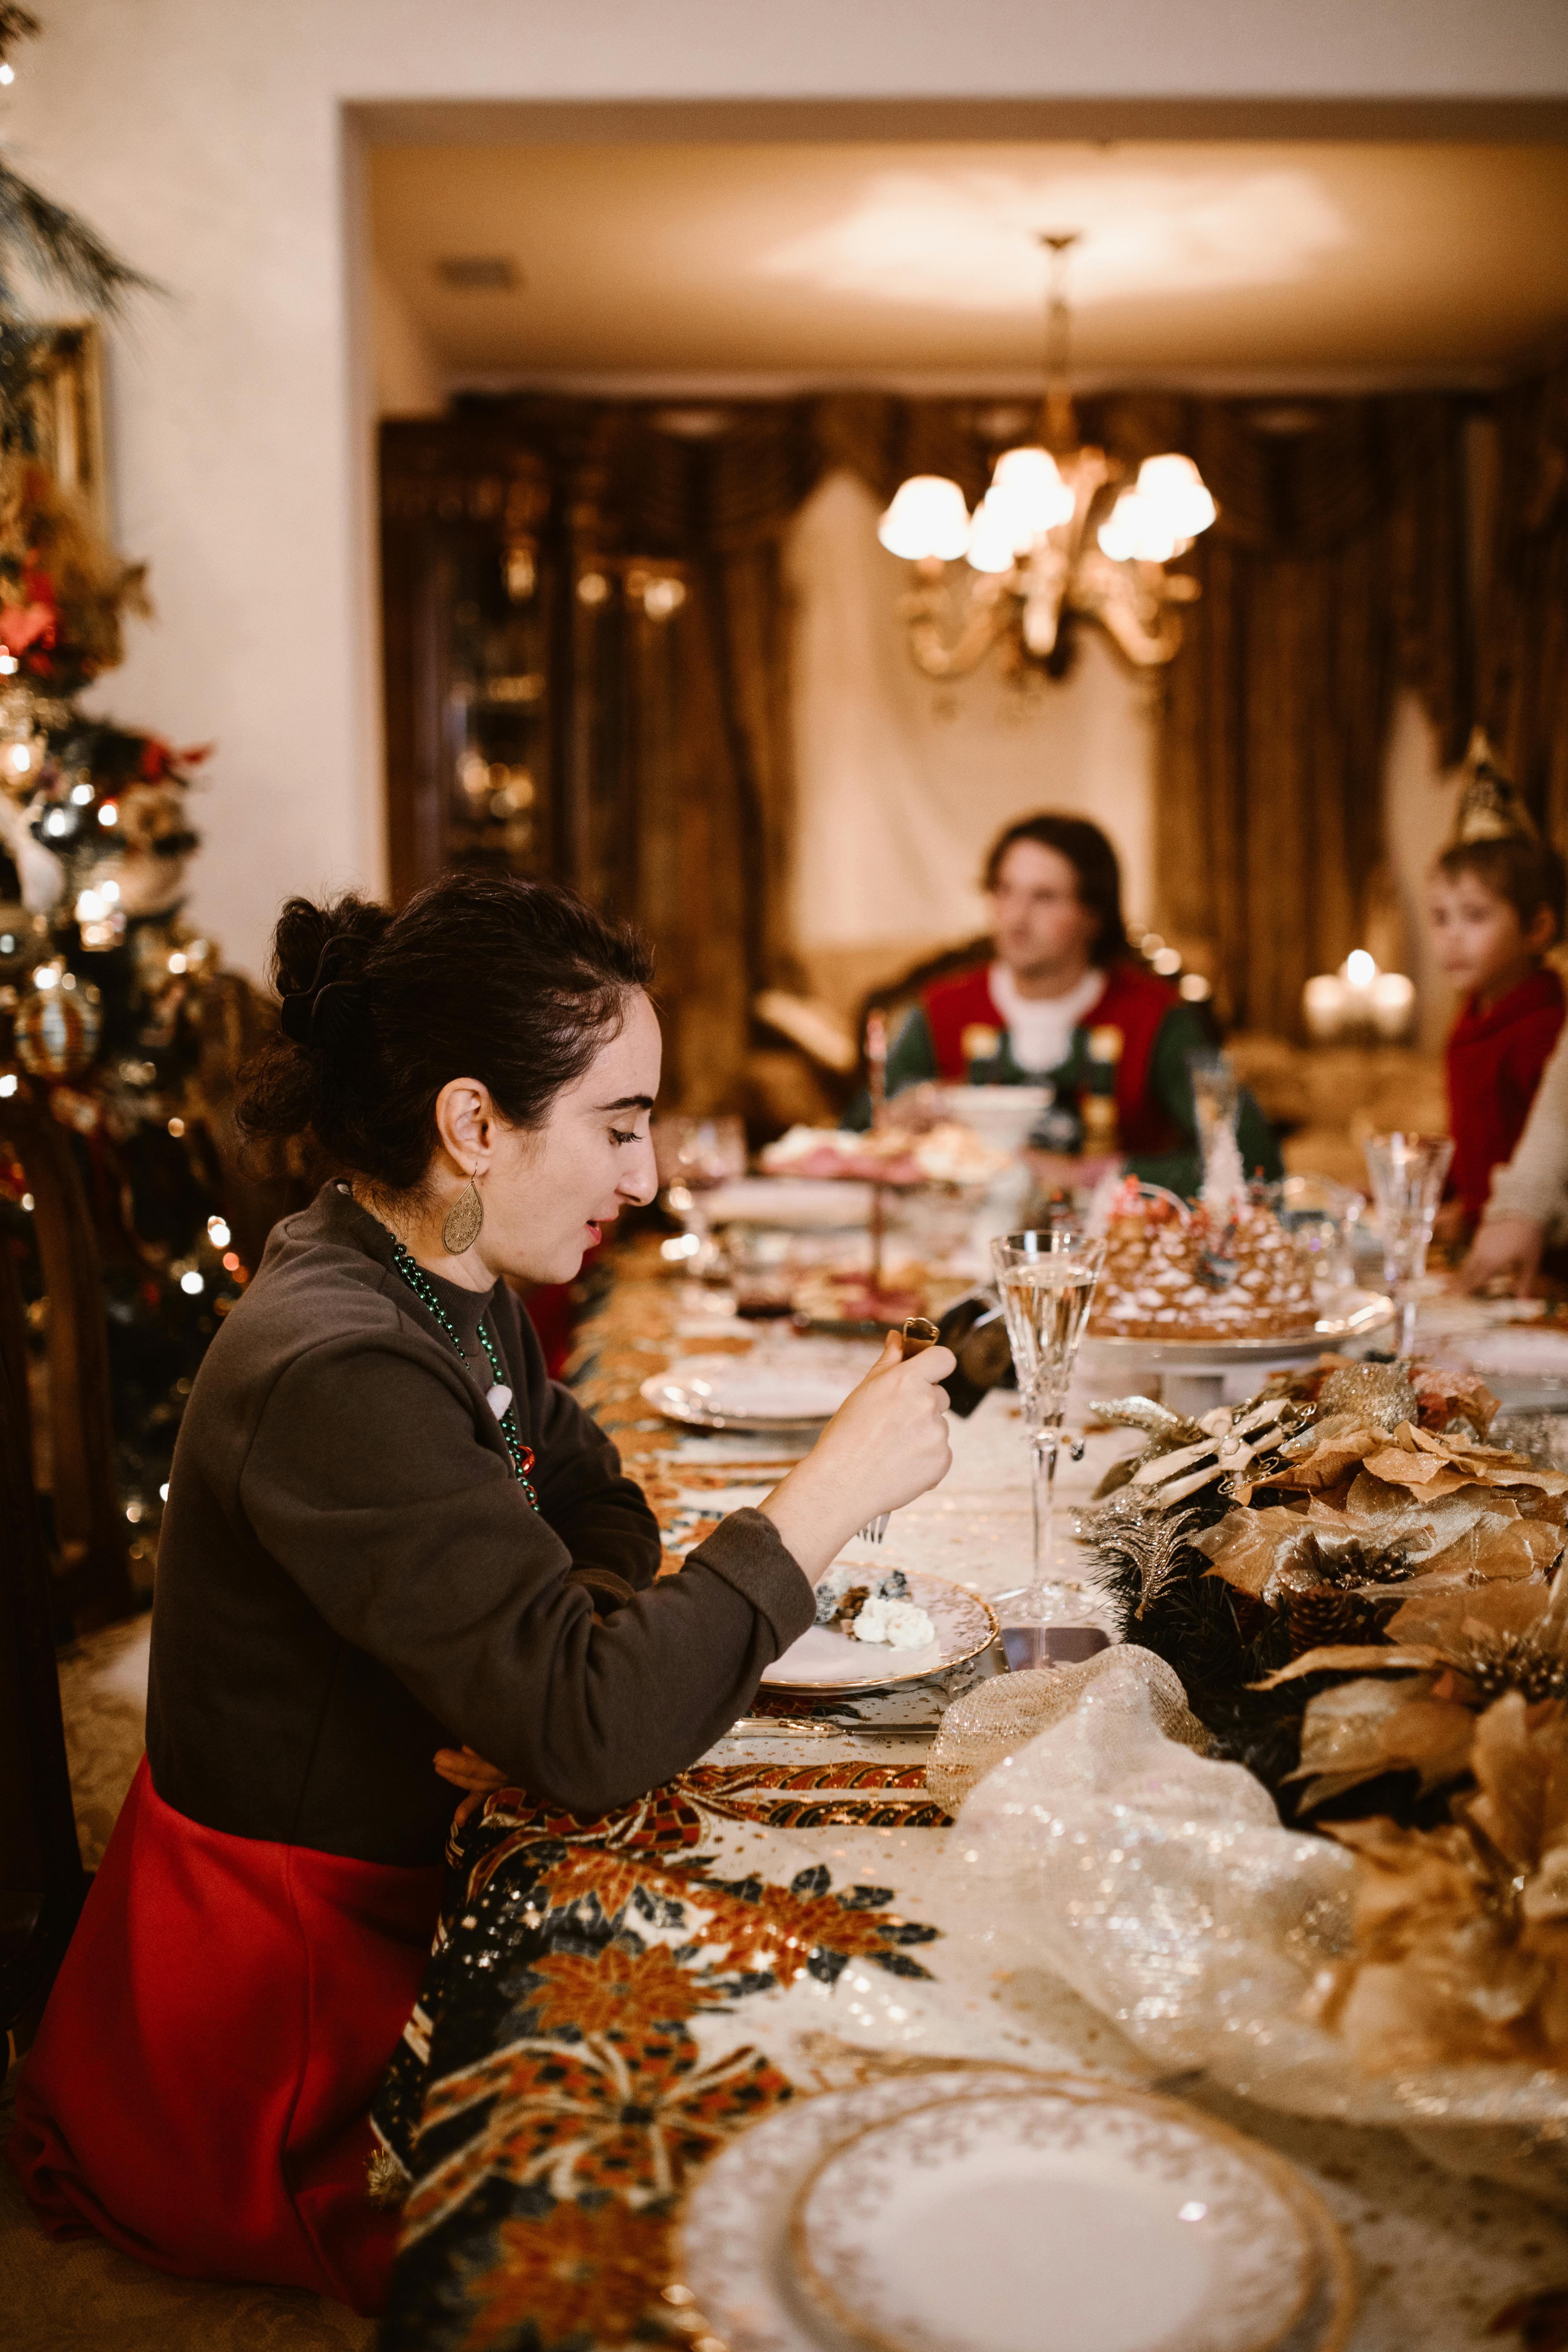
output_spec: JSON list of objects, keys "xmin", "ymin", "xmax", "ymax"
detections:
[{"xmin": 1078, "ymin": 1287, "xmax": 1395, "ymax": 1417}]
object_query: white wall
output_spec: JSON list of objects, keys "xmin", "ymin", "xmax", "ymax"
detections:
[{"xmin": 7, "ymin": 0, "xmax": 1562, "ymax": 975}]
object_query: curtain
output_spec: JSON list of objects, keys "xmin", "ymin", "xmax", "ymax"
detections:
[
  {"xmin": 1151, "ymin": 394, "xmax": 1471, "ymax": 1036},
  {"xmin": 1481, "ymin": 366, "xmax": 1568, "ymax": 842}
]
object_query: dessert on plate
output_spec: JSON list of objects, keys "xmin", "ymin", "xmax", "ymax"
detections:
[
  {"xmin": 1088, "ymin": 1177, "xmax": 1318, "ymax": 1344},
  {"xmin": 812, "ymin": 1563, "xmax": 936, "ymax": 1650}
]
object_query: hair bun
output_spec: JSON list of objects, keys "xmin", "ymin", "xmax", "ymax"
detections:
[{"xmin": 273, "ymin": 896, "xmax": 385, "ymax": 1061}]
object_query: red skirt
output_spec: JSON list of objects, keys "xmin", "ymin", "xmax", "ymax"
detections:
[{"xmin": 5, "ymin": 1758, "xmax": 441, "ymax": 2315}]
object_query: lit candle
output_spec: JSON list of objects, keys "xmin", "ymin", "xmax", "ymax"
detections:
[{"xmin": 1303, "ymin": 974, "xmax": 1347, "ymax": 1042}]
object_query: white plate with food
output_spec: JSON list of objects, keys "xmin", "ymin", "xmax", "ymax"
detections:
[
  {"xmin": 791, "ymin": 2085, "xmax": 1315, "ymax": 2352},
  {"xmin": 680, "ymin": 2070, "xmax": 1353, "ymax": 2352},
  {"xmin": 640, "ymin": 1342, "xmax": 879, "ymax": 1431},
  {"xmin": 761, "ymin": 1566, "xmax": 997, "ymax": 1692}
]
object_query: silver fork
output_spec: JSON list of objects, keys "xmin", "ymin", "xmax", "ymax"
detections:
[{"xmin": 856, "ymin": 1316, "xmax": 941, "ymax": 1544}]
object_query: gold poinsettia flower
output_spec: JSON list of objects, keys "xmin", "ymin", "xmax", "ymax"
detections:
[
  {"xmin": 1308, "ymin": 1690, "xmax": 1568, "ymax": 2073},
  {"xmin": 1196, "ymin": 1436, "xmax": 1563, "ymax": 1671},
  {"xmin": 1258, "ymin": 1576, "xmax": 1568, "ymax": 1814},
  {"xmin": 1266, "ymin": 1415, "xmax": 1568, "ymax": 1511},
  {"xmin": 1264, "ymin": 1568, "xmax": 1568, "ymax": 1700}
]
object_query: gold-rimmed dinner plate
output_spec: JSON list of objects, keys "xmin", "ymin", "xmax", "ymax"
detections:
[
  {"xmin": 759, "ymin": 1570, "xmax": 998, "ymax": 1694},
  {"xmin": 677, "ymin": 2067, "xmax": 1353, "ymax": 2352},
  {"xmin": 787, "ymin": 2083, "xmax": 1314, "ymax": 2352}
]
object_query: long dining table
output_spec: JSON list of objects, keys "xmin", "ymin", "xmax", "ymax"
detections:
[{"xmin": 373, "ymin": 1236, "xmax": 1568, "ymax": 2352}]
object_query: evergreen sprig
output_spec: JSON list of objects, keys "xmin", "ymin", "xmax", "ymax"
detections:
[{"xmin": 0, "ymin": 155, "xmax": 156, "ymax": 317}]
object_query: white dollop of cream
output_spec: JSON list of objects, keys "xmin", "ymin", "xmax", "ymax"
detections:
[{"xmin": 851, "ymin": 1595, "xmax": 936, "ymax": 1650}]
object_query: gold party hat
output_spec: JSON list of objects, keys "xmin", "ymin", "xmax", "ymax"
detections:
[{"xmin": 1452, "ymin": 726, "xmax": 1538, "ymax": 844}]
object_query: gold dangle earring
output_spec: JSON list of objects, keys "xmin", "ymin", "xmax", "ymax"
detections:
[{"xmin": 441, "ymin": 1170, "xmax": 484, "ymax": 1254}]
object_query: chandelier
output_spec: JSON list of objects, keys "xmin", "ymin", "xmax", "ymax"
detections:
[{"xmin": 877, "ymin": 233, "xmax": 1218, "ymax": 677}]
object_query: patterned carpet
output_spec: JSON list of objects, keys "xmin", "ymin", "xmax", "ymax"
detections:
[{"xmin": 3, "ymin": 1615, "xmax": 376, "ymax": 2349}]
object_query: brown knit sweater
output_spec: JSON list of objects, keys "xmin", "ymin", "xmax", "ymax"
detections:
[{"xmin": 145, "ymin": 1182, "xmax": 814, "ymax": 1864}]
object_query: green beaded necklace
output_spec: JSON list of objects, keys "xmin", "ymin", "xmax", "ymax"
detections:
[{"xmin": 386, "ymin": 1232, "xmax": 539, "ymax": 1510}]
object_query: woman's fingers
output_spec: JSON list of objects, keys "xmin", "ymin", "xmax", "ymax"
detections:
[
  {"xmin": 1457, "ymin": 1217, "xmax": 1544, "ymax": 1295},
  {"xmin": 433, "ymin": 1743, "xmax": 510, "ymax": 1792}
]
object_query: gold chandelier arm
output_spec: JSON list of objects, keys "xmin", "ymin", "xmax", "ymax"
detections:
[
  {"xmin": 1070, "ymin": 549, "xmax": 1194, "ymax": 668},
  {"xmin": 896, "ymin": 571, "xmax": 1015, "ymax": 679}
]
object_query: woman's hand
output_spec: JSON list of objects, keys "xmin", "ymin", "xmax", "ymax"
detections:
[
  {"xmin": 434, "ymin": 1743, "xmax": 511, "ymax": 1827},
  {"xmin": 758, "ymin": 1330, "xmax": 956, "ymax": 1583},
  {"xmin": 1456, "ymin": 1216, "xmax": 1546, "ymax": 1296}
]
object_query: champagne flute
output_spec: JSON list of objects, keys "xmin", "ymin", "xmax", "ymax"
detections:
[
  {"xmin": 990, "ymin": 1226, "xmax": 1106, "ymax": 1647},
  {"xmin": 1362, "ymin": 1132, "xmax": 1453, "ymax": 1356}
]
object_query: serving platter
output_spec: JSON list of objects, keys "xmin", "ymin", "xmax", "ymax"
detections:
[
  {"xmin": 679, "ymin": 2068, "xmax": 1355, "ymax": 2352},
  {"xmin": 791, "ymin": 2086, "xmax": 1314, "ymax": 2352},
  {"xmin": 640, "ymin": 1340, "xmax": 878, "ymax": 1431},
  {"xmin": 760, "ymin": 1569, "xmax": 998, "ymax": 1693},
  {"xmin": 1080, "ymin": 1286, "xmax": 1394, "ymax": 1376}
]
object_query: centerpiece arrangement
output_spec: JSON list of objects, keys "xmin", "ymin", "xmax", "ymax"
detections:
[{"xmin": 928, "ymin": 1351, "xmax": 1568, "ymax": 2202}]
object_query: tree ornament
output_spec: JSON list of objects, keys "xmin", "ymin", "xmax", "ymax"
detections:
[
  {"xmin": 14, "ymin": 968, "xmax": 99, "ymax": 1075},
  {"xmin": 1318, "ymin": 1361, "xmax": 1418, "ymax": 1432}
]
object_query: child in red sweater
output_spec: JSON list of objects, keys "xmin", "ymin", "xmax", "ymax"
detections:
[{"xmin": 1431, "ymin": 831, "xmax": 1567, "ymax": 1234}]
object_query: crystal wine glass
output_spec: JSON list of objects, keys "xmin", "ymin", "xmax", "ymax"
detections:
[
  {"xmin": 654, "ymin": 1114, "xmax": 747, "ymax": 1270},
  {"xmin": 990, "ymin": 1225, "xmax": 1107, "ymax": 1647},
  {"xmin": 1362, "ymin": 1131, "xmax": 1453, "ymax": 1356}
]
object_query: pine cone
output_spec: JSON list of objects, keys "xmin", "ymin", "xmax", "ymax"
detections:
[{"xmin": 1286, "ymin": 1586, "xmax": 1374, "ymax": 1659}]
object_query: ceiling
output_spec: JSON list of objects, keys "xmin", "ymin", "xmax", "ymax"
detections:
[{"xmin": 368, "ymin": 138, "xmax": 1568, "ymax": 395}]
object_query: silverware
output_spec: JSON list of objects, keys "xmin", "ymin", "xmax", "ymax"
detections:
[
  {"xmin": 858, "ymin": 1316, "xmax": 941, "ymax": 1544},
  {"xmin": 727, "ymin": 1716, "xmax": 937, "ymax": 1741}
]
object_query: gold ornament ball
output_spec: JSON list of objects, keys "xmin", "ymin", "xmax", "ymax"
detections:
[
  {"xmin": 1319, "ymin": 1360, "xmax": 1418, "ymax": 1433},
  {"xmin": 15, "ymin": 978, "xmax": 102, "ymax": 1078}
]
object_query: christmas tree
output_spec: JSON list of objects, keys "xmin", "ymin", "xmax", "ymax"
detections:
[{"xmin": 0, "ymin": 7, "xmax": 252, "ymax": 1608}]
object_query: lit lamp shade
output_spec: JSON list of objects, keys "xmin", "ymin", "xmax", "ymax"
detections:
[
  {"xmin": 988, "ymin": 445, "xmax": 1075, "ymax": 540},
  {"xmin": 1135, "ymin": 453, "xmax": 1218, "ymax": 541},
  {"xmin": 1098, "ymin": 491, "xmax": 1182, "ymax": 565},
  {"xmin": 877, "ymin": 475, "xmax": 970, "ymax": 563},
  {"xmin": 965, "ymin": 493, "xmax": 1022, "ymax": 574}
]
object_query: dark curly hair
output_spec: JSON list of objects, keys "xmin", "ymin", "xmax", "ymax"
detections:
[
  {"xmin": 238, "ymin": 870, "xmax": 655, "ymax": 1192},
  {"xmin": 982, "ymin": 812, "xmax": 1132, "ymax": 964}
]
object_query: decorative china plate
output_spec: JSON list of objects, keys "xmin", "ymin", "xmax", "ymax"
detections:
[
  {"xmin": 1080, "ymin": 1287, "xmax": 1394, "ymax": 1375},
  {"xmin": 789, "ymin": 2086, "xmax": 1314, "ymax": 2352},
  {"xmin": 760, "ymin": 1570, "xmax": 997, "ymax": 1693},
  {"xmin": 640, "ymin": 1341, "xmax": 879, "ymax": 1431},
  {"xmin": 679, "ymin": 2070, "xmax": 1353, "ymax": 2352}
]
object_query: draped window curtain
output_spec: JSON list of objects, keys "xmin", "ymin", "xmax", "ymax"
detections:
[{"xmin": 471, "ymin": 370, "xmax": 1565, "ymax": 1102}]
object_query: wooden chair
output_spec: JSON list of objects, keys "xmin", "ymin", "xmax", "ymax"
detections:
[
  {"xmin": 0, "ymin": 1213, "xmax": 89, "ymax": 2045},
  {"xmin": 0, "ymin": 1075, "xmax": 136, "ymax": 1633}
]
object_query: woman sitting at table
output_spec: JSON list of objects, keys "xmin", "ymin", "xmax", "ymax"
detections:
[
  {"xmin": 8, "ymin": 872, "xmax": 953, "ymax": 2315},
  {"xmin": 860, "ymin": 811, "xmax": 1279, "ymax": 1197}
]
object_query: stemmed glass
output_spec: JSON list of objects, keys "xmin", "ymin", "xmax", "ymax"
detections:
[
  {"xmin": 654, "ymin": 1114, "xmax": 747, "ymax": 1271},
  {"xmin": 990, "ymin": 1226, "xmax": 1106, "ymax": 1650},
  {"xmin": 1362, "ymin": 1132, "xmax": 1454, "ymax": 1356}
]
